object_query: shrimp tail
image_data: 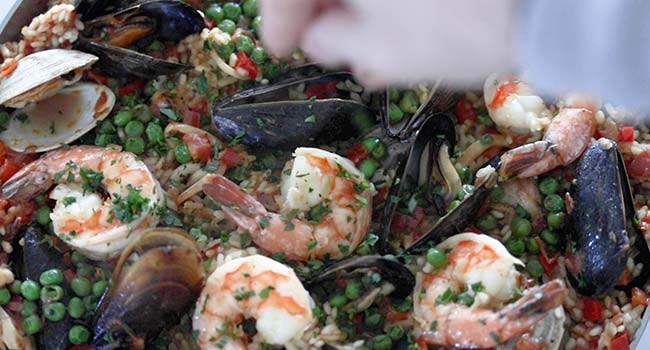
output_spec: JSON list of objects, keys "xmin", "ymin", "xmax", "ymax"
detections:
[
  {"xmin": 498, "ymin": 141, "xmax": 559, "ymax": 178},
  {"xmin": 0, "ymin": 167, "xmax": 52, "ymax": 202},
  {"xmin": 501, "ymin": 279, "xmax": 566, "ymax": 320},
  {"xmin": 203, "ymin": 174, "xmax": 267, "ymax": 216}
]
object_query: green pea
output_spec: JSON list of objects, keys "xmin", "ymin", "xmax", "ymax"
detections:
[
  {"xmin": 94, "ymin": 133, "xmax": 114, "ymax": 147},
  {"xmin": 165, "ymin": 80, "xmax": 176, "ymax": 90},
  {"xmin": 205, "ymin": 4, "xmax": 224, "ymax": 23},
  {"xmin": 43, "ymin": 302, "xmax": 66, "ymax": 322},
  {"xmin": 370, "ymin": 334, "xmax": 393, "ymax": 350},
  {"xmin": 21, "ymin": 300, "xmax": 38, "ymax": 317},
  {"xmin": 236, "ymin": 35, "xmax": 255, "ymax": 55},
  {"xmin": 364, "ymin": 312, "xmax": 384, "ymax": 329},
  {"xmin": 345, "ymin": 280, "xmax": 363, "ymax": 299},
  {"xmin": 250, "ymin": 16, "xmax": 262, "ymax": 33},
  {"xmin": 506, "ymin": 238, "xmax": 526, "ymax": 256},
  {"xmin": 447, "ymin": 200, "xmax": 460, "ymax": 211},
  {"xmin": 476, "ymin": 214, "xmax": 497, "ymax": 231},
  {"xmin": 250, "ymin": 46, "xmax": 267, "ymax": 65},
  {"xmin": 124, "ymin": 137, "xmax": 146, "ymax": 155},
  {"xmin": 70, "ymin": 277, "xmax": 91, "ymax": 297},
  {"xmin": 124, "ymin": 120, "xmax": 145, "ymax": 137},
  {"xmin": 388, "ymin": 325, "xmax": 404, "ymax": 340},
  {"xmin": 218, "ymin": 41, "xmax": 234, "ymax": 59},
  {"xmin": 41, "ymin": 285, "xmax": 64, "ymax": 303},
  {"xmin": 9, "ymin": 281, "xmax": 21, "ymax": 295},
  {"xmin": 20, "ymin": 280, "xmax": 41, "ymax": 301},
  {"xmin": 242, "ymin": 0, "xmax": 257, "ymax": 17},
  {"xmin": 92, "ymin": 280, "xmax": 108, "ymax": 297},
  {"xmin": 144, "ymin": 80, "xmax": 156, "ymax": 96},
  {"xmin": 218, "ymin": 19, "xmax": 237, "ymax": 35},
  {"xmin": 22, "ymin": 315, "xmax": 42, "ymax": 335},
  {"xmin": 527, "ymin": 259, "xmax": 544, "ymax": 278},
  {"xmin": 263, "ymin": 61, "xmax": 280, "ymax": 79},
  {"xmin": 457, "ymin": 291, "xmax": 475, "ymax": 306},
  {"xmin": 426, "ymin": 248, "xmax": 447, "ymax": 268},
  {"xmin": 34, "ymin": 194, "xmax": 46, "ymax": 206},
  {"xmin": 399, "ymin": 91, "xmax": 419, "ymax": 114},
  {"xmin": 359, "ymin": 158, "xmax": 378, "ymax": 179},
  {"xmin": 83, "ymin": 295, "xmax": 98, "ymax": 313},
  {"xmin": 75, "ymin": 263, "xmax": 95, "ymax": 278},
  {"xmin": 547, "ymin": 212, "xmax": 565, "ymax": 230},
  {"xmin": 361, "ymin": 137, "xmax": 380, "ymax": 152},
  {"xmin": 539, "ymin": 177, "xmax": 559, "ymax": 195},
  {"xmin": 71, "ymin": 251, "xmax": 86, "ymax": 266},
  {"xmin": 526, "ymin": 238, "xmax": 540, "ymax": 254},
  {"xmin": 371, "ymin": 142, "xmax": 386, "ymax": 159},
  {"xmin": 490, "ymin": 185, "xmax": 505, "ymax": 201},
  {"xmin": 175, "ymin": 143, "xmax": 192, "ymax": 164},
  {"xmin": 96, "ymin": 120, "xmax": 116, "ymax": 134},
  {"xmin": 544, "ymin": 194, "xmax": 564, "ymax": 213},
  {"xmin": 132, "ymin": 104, "xmax": 153, "ymax": 123},
  {"xmin": 69, "ymin": 325, "xmax": 90, "ymax": 345},
  {"xmin": 39, "ymin": 269, "xmax": 64, "ymax": 286},
  {"xmin": 223, "ymin": 2, "xmax": 242, "ymax": 21},
  {"xmin": 146, "ymin": 122, "xmax": 164, "ymax": 144},
  {"xmin": 388, "ymin": 103, "xmax": 404, "ymax": 123},
  {"xmin": 145, "ymin": 39, "xmax": 163, "ymax": 52},
  {"xmin": 351, "ymin": 111, "xmax": 374, "ymax": 133},
  {"xmin": 328, "ymin": 294, "xmax": 348, "ymax": 308},
  {"xmin": 510, "ymin": 217, "xmax": 532, "ymax": 238},
  {"xmin": 35, "ymin": 206, "xmax": 51, "ymax": 225},
  {"xmin": 541, "ymin": 229, "xmax": 559, "ymax": 246},
  {"xmin": 67, "ymin": 297, "xmax": 85, "ymax": 319},
  {"xmin": 0, "ymin": 288, "xmax": 10, "ymax": 305},
  {"xmin": 113, "ymin": 110, "xmax": 133, "ymax": 126}
]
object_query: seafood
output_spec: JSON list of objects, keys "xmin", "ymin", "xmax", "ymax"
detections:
[
  {"xmin": 212, "ymin": 71, "xmax": 373, "ymax": 148},
  {"xmin": 499, "ymin": 178, "xmax": 545, "ymax": 230},
  {"xmin": 566, "ymin": 138, "xmax": 650, "ymax": 296},
  {"xmin": 203, "ymin": 148, "xmax": 373, "ymax": 260},
  {"xmin": 192, "ymin": 255, "xmax": 313, "ymax": 350},
  {"xmin": 0, "ymin": 145, "xmax": 163, "ymax": 259},
  {"xmin": 0, "ymin": 49, "xmax": 97, "ymax": 108},
  {"xmin": 0, "ymin": 83, "xmax": 115, "ymax": 152},
  {"xmin": 483, "ymin": 73, "xmax": 552, "ymax": 135},
  {"xmin": 498, "ymin": 100, "xmax": 596, "ymax": 178},
  {"xmin": 413, "ymin": 233, "xmax": 567, "ymax": 349},
  {"xmin": 92, "ymin": 228, "xmax": 204, "ymax": 348}
]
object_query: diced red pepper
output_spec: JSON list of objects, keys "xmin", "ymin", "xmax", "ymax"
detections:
[
  {"xmin": 610, "ymin": 332, "xmax": 630, "ymax": 350},
  {"xmin": 619, "ymin": 126, "xmax": 635, "ymax": 143},
  {"xmin": 182, "ymin": 133, "xmax": 212, "ymax": 163},
  {"xmin": 182, "ymin": 110, "xmax": 201, "ymax": 127},
  {"xmin": 204, "ymin": 18, "xmax": 215, "ymax": 29},
  {"xmin": 64, "ymin": 269, "xmax": 76, "ymax": 282},
  {"xmin": 489, "ymin": 81, "xmax": 518, "ymax": 109},
  {"xmin": 220, "ymin": 147, "xmax": 242, "ymax": 167},
  {"xmin": 85, "ymin": 69, "xmax": 108, "ymax": 85},
  {"xmin": 454, "ymin": 98, "xmax": 477, "ymax": 124},
  {"xmin": 63, "ymin": 252, "xmax": 72, "ymax": 266},
  {"xmin": 0, "ymin": 159, "xmax": 20, "ymax": 182},
  {"xmin": 415, "ymin": 336, "xmax": 428, "ymax": 350},
  {"xmin": 118, "ymin": 79, "xmax": 144, "ymax": 96},
  {"xmin": 582, "ymin": 297, "xmax": 604, "ymax": 321},
  {"xmin": 632, "ymin": 287, "xmax": 650, "ymax": 306},
  {"xmin": 391, "ymin": 207, "xmax": 425, "ymax": 233},
  {"xmin": 627, "ymin": 150, "xmax": 650, "ymax": 179},
  {"xmin": 466, "ymin": 226, "xmax": 481, "ymax": 234},
  {"xmin": 482, "ymin": 146, "xmax": 504, "ymax": 159},
  {"xmin": 534, "ymin": 237, "xmax": 559, "ymax": 275},
  {"xmin": 347, "ymin": 143, "xmax": 370, "ymax": 165},
  {"xmin": 379, "ymin": 299, "xmax": 410, "ymax": 322},
  {"xmin": 234, "ymin": 51, "xmax": 258, "ymax": 79},
  {"xmin": 305, "ymin": 81, "xmax": 338, "ymax": 99},
  {"xmin": 616, "ymin": 269, "xmax": 631, "ymax": 286}
]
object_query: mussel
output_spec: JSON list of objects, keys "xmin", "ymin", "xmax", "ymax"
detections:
[
  {"xmin": 567, "ymin": 138, "xmax": 650, "ymax": 296},
  {"xmin": 76, "ymin": 0, "xmax": 204, "ymax": 78},
  {"xmin": 212, "ymin": 71, "xmax": 373, "ymax": 148},
  {"xmin": 91, "ymin": 228, "xmax": 204, "ymax": 349}
]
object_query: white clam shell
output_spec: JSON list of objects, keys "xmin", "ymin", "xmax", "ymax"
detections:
[
  {"xmin": 0, "ymin": 49, "xmax": 98, "ymax": 108},
  {"xmin": 0, "ymin": 83, "xmax": 115, "ymax": 152}
]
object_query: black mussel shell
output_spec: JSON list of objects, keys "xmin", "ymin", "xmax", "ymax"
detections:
[
  {"xmin": 304, "ymin": 255, "xmax": 415, "ymax": 300},
  {"xmin": 76, "ymin": 39, "xmax": 193, "ymax": 78},
  {"xmin": 91, "ymin": 228, "xmax": 203, "ymax": 349},
  {"xmin": 568, "ymin": 138, "xmax": 650, "ymax": 296},
  {"xmin": 212, "ymin": 72, "xmax": 373, "ymax": 148}
]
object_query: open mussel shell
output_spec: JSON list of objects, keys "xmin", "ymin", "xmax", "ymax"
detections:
[
  {"xmin": 304, "ymin": 255, "xmax": 415, "ymax": 301},
  {"xmin": 91, "ymin": 228, "xmax": 204, "ymax": 348},
  {"xmin": 568, "ymin": 138, "xmax": 650, "ymax": 296},
  {"xmin": 76, "ymin": 39, "xmax": 193, "ymax": 78},
  {"xmin": 212, "ymin": 71, "xmax": 373, "ymax": 148},
  {"xmin": 0, "ymin": 83, "xmax": 115, "ymax": 152},
  {"xmin": 0, "ymin": 49, "xmax": 97, "ymax": 108}
]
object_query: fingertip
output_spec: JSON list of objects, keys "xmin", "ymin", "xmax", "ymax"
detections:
[{"xmin": 259, "ymin": 0, "xmax": 317, "ymax": 56}]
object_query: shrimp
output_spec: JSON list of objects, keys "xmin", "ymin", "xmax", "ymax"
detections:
[
  {"xmin": 203, "ymin": 147, "xmax": 373, "ymax": 260},
  {"xmin": 413, "ymin": 233, "xmax": 567, "ymax": 349},
  {"xmin": 193, "ymin": 255, "xmax": 313, "ymax": 350},
  {"xmin": 0, "ymin": 145, "xmax": 163, "ymax": 259},
  {"xmin": 499, "ymin": 178, "xmax": 545, "ymax": 230},
  {"xmin": 484, "ymin": 73, "xmax": 553, "ymax": 134},
  {"xmin": 498, "ymin": 101, "xmax": 597, "ymax": 178}
]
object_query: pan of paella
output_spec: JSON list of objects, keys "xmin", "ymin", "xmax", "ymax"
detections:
[{"xmin": 0, "ymin": 1, "xmax": 650, "ymax": 349}]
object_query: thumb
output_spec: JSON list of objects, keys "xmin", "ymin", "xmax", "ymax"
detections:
[{"xmin": 259, "ymin": 0, "xmax": 319, "ymax": 56}]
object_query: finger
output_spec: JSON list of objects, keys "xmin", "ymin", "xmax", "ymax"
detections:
[{"xmin": 259, "ymin": 0, "xmax": 319, "ymax": 56}]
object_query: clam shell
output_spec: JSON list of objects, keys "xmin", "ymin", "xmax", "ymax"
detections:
[
  {"xmin": 0, "ymin": 83, "xmax": 115, "ymax": 152},
  {"xmin": 0, "ymin": 49, "xmax": 98, "ymax": 108}
]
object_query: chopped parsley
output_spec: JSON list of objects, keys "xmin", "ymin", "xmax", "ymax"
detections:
[
  {"xmin": 234, "ymin": 287, "xmax": 255, "ymax": 301},
  {"xmin": 79, "ymin": 167, "xmax": 105, "ymax": 193},
  {"xmin": 259, "ymin": 286, "xmax": 275, "ymax": 299},
  {"xmin": 304, "ymin": 115, "xmax": 316, "ymax": 123},
  {"xmin": 429, "ymin": 320, "xmax": 438, "ymax": 332},
  {"xmin": 160, "ymin": 108, "xmax": 180, "ymax": 121},
  {"xmin": 192, "ymin": 71, "xmax": 209, "ymax": 94},
  {"xmin": 62, "ymin": 197, "xmax": 76, "ymax": 207},
  {"xmin": 307, "ymin": 240, "xmax": 318, "ymax": 250},
  {"xmin": 110, "ymin": 184, "xmax": 150, "ymax": 223},
  {"xmin": 435, "ymin": 288, "xmax": 456, "ymax": 305}
]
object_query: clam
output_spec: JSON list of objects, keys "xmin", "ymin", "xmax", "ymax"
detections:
[
  {"xmin": 0, "ymin": 49, "xmax": 97, "ymax": 108},
  {"xmin": 0, "ymin": 83, "xmax": 115, "ymax": 152},
  {"xmin": 91, "ymin": 228, "xmax": 204, "ymax": 348}
]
